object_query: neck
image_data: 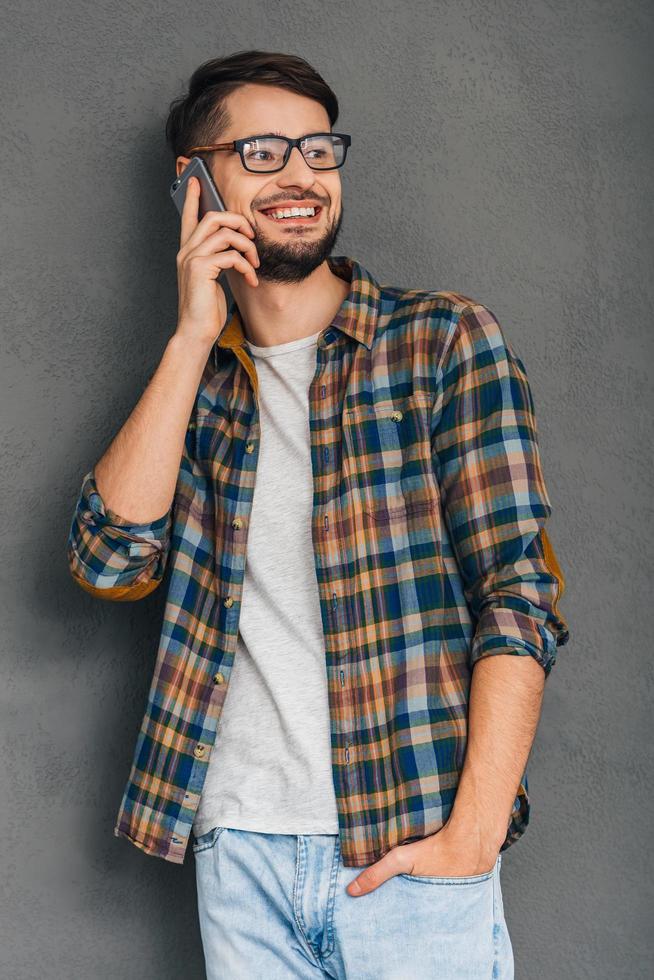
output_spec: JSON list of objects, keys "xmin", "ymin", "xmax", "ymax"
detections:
[{"xmin": 225, "ymin": 260, "xmax": 350, "ymax": 348}]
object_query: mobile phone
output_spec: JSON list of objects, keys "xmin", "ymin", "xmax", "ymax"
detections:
[{"xmin": 169, "ymin": 156, "xmax": 227, "ymax": 218}]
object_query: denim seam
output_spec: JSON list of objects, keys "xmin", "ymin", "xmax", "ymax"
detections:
[
  {"xmin": 292, "ymin": 837, "xmax": 323, "ymax": 968},
  {"xmin": 398, "ymin": 869, "xmax": 495, "ymax": 885},
  {"xmin": 321, "ymin": 834, "xmax": 342, "ymax": 959},
  {"xmin": 492, "ymin": 858, "xmax": 502, "ymax": 978}
]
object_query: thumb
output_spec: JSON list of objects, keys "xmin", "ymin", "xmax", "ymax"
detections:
[{"xmin": 346, "ymin": 846, "xmax": 409, "ymax": 897}]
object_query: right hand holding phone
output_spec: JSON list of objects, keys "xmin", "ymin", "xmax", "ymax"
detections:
[{"xmin": 175, "ymin": 175, "xmax": 260, "ymax": 346}]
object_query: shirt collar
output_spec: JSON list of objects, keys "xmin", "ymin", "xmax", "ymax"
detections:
[{"xmin": 216, "ymin": 255, "xmax": 380, "ymax": 354}]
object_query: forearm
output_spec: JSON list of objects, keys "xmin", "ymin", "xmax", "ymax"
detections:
[
  {"xmin": 94, "ymin": 332, "xmax": 213, "ymax": 523},
  {"xmin": 446, "ymin": 653, "xmax": 546, "ymax": 853}
]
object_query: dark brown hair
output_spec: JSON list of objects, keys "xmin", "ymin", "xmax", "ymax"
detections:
[{"xmin": 165, "ymin": 49, "xmax": 340, "ymax": 159}]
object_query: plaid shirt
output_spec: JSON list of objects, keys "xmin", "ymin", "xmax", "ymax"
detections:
[{"xmin": 67, "ymin": 254, "xmax": 570, "ymax": 867}]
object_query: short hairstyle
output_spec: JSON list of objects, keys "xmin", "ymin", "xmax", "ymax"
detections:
[{"xmin": 165, "ymin": 49, "xmax": 340, "ymax": 159}]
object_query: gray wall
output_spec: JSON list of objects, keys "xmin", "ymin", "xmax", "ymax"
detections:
[{"xmin": 2, "ymin": 1, "xmax": 652, "ymax": 977}]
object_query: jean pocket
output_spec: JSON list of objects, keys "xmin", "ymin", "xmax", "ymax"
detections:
[
  {"xmin": 192, "ymin": 826, "xmax": 226, "ymax": 854},
  {"xmin": 399, "ymin": 855, "xmax": 500, "ymax": 885}
]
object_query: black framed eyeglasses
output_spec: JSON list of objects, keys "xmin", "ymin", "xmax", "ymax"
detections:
[{"xmin": 186, "ymin": 132, "xmax": 352, "ymax": 173}]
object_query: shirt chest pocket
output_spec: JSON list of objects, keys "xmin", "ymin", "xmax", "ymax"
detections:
[{"xmin": 341, "ymin": 397, "xmax": 439, "ymax": 524}]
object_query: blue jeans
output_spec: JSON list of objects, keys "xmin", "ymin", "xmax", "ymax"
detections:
[{"xmin": 193, "ymin": 826, "xmax": 514, "ymax": 979}]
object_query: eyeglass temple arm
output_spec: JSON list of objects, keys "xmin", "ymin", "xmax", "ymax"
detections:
[{"xmin": 185, "ymin": 143, "xmax": 233, "ymax": 154}]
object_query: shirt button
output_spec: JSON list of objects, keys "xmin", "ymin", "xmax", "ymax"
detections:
[
  {"xmin": 231, "ymin": 517, "xmax": 243, "ymax": 530},
  {"xmin": 193, "ymin": 744, "xmax": 207, "ymax": 758},
  {"xmin": 390, "ymin": 410, "xmax": 403, "ymax": 421},
  {"xmin": 223, "ymin": 596, "xmax": 234, "ymax": 608},
  {"xmin": 212, "ymin": 672, "xmax": 225, "ymax": 685},
  {"xmin": 245, "ymin": 442, "xmax": 255, "ymax": 453}
]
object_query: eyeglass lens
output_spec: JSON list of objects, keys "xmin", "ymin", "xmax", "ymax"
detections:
[{"xmin": 241, "ymin": 134, "xmax": 346, "ymax": 171}]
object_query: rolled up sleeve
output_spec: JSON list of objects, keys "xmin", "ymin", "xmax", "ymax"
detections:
[
  {"xmin": 67, "ymin": 468, "xmax": 172, "ymax": 601},
  {"xmin": 431, "ymin": 302, "xmax": 570, "ymax": 677}
]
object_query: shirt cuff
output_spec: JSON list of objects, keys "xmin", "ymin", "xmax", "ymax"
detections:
[
  {"xmin": 79, "ymin": 469, "xmax": 171, "ymax": 540},
  {"xmin": 470, "ymin": 605, "xmax": 563, "ymax": 677}
]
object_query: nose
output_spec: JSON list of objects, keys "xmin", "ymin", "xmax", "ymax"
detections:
[{"xmin": 278, "ymin": 145, "xmax": 316, "ymax": 182}]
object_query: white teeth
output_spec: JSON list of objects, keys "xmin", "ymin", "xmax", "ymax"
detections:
[{"xmin": 268, "ymin": 206, "xmax": 317, "ymax": 219}]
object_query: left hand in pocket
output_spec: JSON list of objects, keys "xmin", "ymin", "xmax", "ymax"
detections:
[{"xmin": 346, "ymin": 821, "xmax": 499, "ymax": 897}]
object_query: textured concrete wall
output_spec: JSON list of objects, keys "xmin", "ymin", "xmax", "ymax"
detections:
[{"xmin": 2, "ymin": 0, "xmax": 652, "ymax": 977}]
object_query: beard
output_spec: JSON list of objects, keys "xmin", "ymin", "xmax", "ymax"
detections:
[{"xmin": 252, "ymin": 204, "xmax": 345, "ymax": 284}]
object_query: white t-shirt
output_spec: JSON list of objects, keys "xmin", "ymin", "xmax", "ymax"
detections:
[{"xmin": 193, "ymin": 328, "xmax": 340, "ymax": 837}]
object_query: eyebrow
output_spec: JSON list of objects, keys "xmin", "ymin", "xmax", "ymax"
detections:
[
  {"xmin": 266, "ymin": 130, "xmax": 325, "ymax": 138},
  {"xmin": 241, "ymin": 130, "xmax": 288, "ymax": 139}
]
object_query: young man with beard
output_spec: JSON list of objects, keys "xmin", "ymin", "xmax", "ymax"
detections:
[{"xmin": 68, "ymin": 49, "xmax": 570, "ymax": 979}]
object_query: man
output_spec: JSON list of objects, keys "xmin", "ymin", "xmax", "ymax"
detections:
[{"xmin": 68, "ymin": 50, "xmax": 570, "ymax": 979}]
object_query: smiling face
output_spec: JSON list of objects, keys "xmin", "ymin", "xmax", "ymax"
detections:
[{"xmin": 179, "ymin": 83, "xmax": 345, "ymax": 284}]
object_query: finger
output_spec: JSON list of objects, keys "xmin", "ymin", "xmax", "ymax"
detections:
[
  {"xmin": 181, "ymin": 204, "xmax": 257, "ymax": 258},
  {"xmin": 346, "ymin": 851, "xmax": 403, "ymax": 897},
  {"xmin": 191, "ymin": 227, "xmax": 260, "ymax": 269},
  {"xmin": 179, "ymin": 176, "xmax": 256, "ymax": 248},
  {"xmin": 212, "ymin": 208, "xmax": 256, "ymax": 241},
  {"xmin": 203, "ymin": 249, "xmax": 259, "ymax": 288}
]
